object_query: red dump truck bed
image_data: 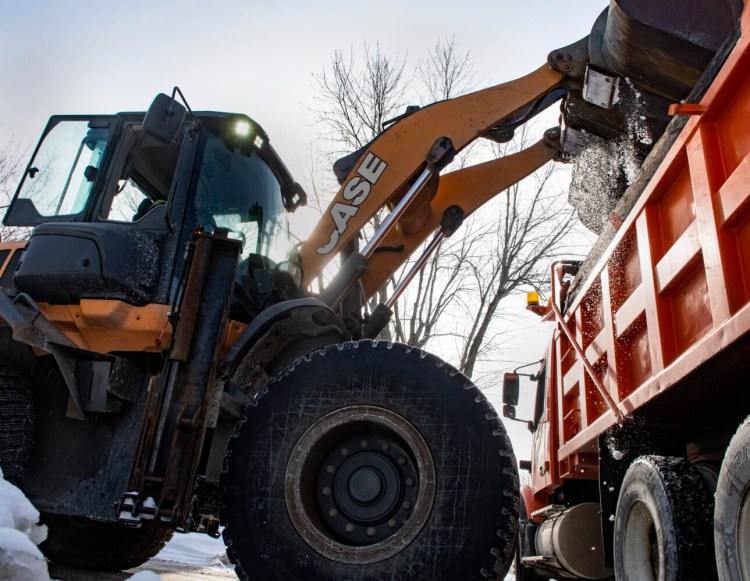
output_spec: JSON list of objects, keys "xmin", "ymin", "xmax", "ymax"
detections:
[
  {"xmin": 514, "ymin": 4, "xmax": 750, "ymax": 579},
  {"xmin": 533, "ymin": 0, "xmax": 750, "ymax": 496}
]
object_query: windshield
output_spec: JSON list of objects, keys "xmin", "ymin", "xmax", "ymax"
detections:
[
  {"xmin": 193, "ymin": 126, "xmax": 291, "ymax": 264},
  {"xmin": 11, "ymin": 119, "xmax": 113, "ymax": 222}
]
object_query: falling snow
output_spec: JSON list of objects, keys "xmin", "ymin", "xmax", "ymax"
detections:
[{"xmin": 569, "ymin": 80, "xmax": 654, "ymax": 233}]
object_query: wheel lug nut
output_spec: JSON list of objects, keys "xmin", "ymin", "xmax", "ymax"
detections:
[
  {"xmin": 328, "ymin": 508, "xmax": 338, "ymax": 517},
  {"xmin": 388, "ymin": 519, "xmax": 397, "ymax": 528},
  {"xmin": 397, "ymin": 457, "xmax": 406, "ymax": 465},
  {"xmin": 340, "ymin": 447, "xmax": 349, "ymax": 456},
  {"xmin": 367, "ymin": 527, "xmax": 376, "ymax": 537},
  {"xmin": 326, "ymin": 465, "xmax": 335, "ymax": 474},
  {"xmin": 360, "ymin": 440, "xmax": 368, "ymax": 448},
  {"xmin": 322, "ymin": 486, "xmax": 331, "ymax": 496},
  {"xmin": 406, "ymin": 477, "xmax": 414, "ymax": 486},
  {"xmin": 345, "ymin": 523, "xmax": 354, "ymax": 533},
  {"xmin": 381, "ymin": 443, "xmax": 389, "ymax": 451},
  {"xmin": 402, "ymin": 501, "xmax": 410, "ymax": 509}
]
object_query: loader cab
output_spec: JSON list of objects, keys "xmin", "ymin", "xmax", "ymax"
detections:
[{"xmin": 3, "ymin": 107, "xmax": 306, "ymax": 315}]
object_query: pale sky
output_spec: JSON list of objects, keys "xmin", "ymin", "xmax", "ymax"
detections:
[
  {"xmin": 1, "ymin": 0, "xmax": 606, "ymax": 460},
  {"xmin": 1, "ymin": 1, "xmax": 605, "ymax": 168}
]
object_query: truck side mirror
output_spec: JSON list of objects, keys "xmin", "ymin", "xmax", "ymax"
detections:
[
  {"xmin": 503, "ymin": 372, "xmax": 520, "ymax": 406},
  {"xmin": 502, "ymin": 369, "xmax": 536, "ymax": 431},
  {"xmin": 143, "ymin": 93, "xmax": 187, "ymax": 144}
]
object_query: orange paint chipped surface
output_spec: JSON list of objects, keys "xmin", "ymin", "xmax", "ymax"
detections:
[{"xmin": 39, "ymin": 300, "xmax": 173, "ymax": 353}]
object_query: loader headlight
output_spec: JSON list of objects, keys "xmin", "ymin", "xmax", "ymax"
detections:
[{"xmin": 234, "ymin": 120, "xmax": 252, "ymax": 137}]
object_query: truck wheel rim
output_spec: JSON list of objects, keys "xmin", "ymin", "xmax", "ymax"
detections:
[
  {"xmin": 285, "ymin": 405, "xmax": 436, "ymax": 564},
  {"xmin": 739, "ymin": 484, "xmax": 750, "ymax": 579},
  {"xmin": 623, "ymin": 500, "xmax": 659, "ymax": 580}
]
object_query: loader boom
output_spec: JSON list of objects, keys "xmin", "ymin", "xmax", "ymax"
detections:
[{"xmin": 297, "ymin": 65, "xmax": 567, "ymax": 298}]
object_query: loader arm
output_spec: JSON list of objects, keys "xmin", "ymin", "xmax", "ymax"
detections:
[
  {"xmin": 360, "ymin": 135, "xmax": 559, "ymax": 298},
  {"xmin": 297, "ymin": 63, "xmax": 566, "ymax": 292}
]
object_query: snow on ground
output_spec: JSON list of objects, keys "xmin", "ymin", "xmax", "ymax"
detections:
[
  {"xmin": 154, "ymin": 531, "xmax": 230, "ymax": 569},
  {"xmin": 127, "ymin": 572, "xmax": 163, "ymax": 581}
]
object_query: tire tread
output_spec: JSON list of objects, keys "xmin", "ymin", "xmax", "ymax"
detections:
[{"xmin": 221, "ymin": 340, "xmax": 519, "ymax": 581}]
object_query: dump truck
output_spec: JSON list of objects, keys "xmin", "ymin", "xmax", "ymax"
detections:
[
  {"xmin": 0, "ymin": 1, "xmax": 743, "ymax": 580},
  {"xmin": 506, "ymin": 1, "xmax": 750, "ymax": 580}
]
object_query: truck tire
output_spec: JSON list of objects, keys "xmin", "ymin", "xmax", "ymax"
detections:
[
  {"xmin": 220, "ymin": 341, "xmax": 519, "ymax": 581},
  {"xmin": 614, "ymin": 456, "xmax": 717, "ymax": 581},
  {"xmin": 0, "ymin": 355, "xmax": 34, "ymax": 486},
  {"xmin": 515, "ymin": 496, "xmax": 548, "ymax": 581},
  {"xmin": 41, "ymin": 514, "xmax": 174, "ymax": 571},
  {"xmin": 714, "ymin": 415, "xmax": 750, "ymax": 581}
]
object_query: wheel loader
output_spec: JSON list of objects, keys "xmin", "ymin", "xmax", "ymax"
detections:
[{"xmin": 0, "ymin": 1, "xmax": 741, "ymax": 579}]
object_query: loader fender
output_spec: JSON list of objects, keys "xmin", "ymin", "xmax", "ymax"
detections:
[{"xmin": 218, "ymin": 298, "xmax": 348, "ymax": 381}]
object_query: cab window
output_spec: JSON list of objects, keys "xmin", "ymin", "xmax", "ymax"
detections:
[
  {"xmin": 5, "ymin": 118, "xmax": 113, "ymax": 225},
  {"xmin": 193, "ymin": 127, "xmax": 292, "ymax": 264},
  {"xmin": 102, "ymin": 125, "xmax": 182, "ymax": 223}
]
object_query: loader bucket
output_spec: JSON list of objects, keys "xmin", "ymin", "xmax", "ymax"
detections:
[
  {"xmin": 593, "ymin": 0, "xmax": 743, "ymax": 101},
  {"xmin": 558, "ymin": 0, "xmax": 743, "ymax": 233}
]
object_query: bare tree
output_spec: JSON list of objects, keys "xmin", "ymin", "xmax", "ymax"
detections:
[
  {"xmin": 391, "ymin": 224, "xmax": 481, "ymax": 348},
  {"xmin": 310, "ymin": 43, "xmax": 414, "ymax": 337},
  {"xmin": 312, "ymin": 43, "xmax": 409, "ymax": 154},
  {"xmin": 388, "ymin": 127, "xmax": 577, "ymax": 381},
  {"xmin": 418, "ymin": 36, "xmax": 476, "ymax": 102},
  {"xmin": 387, "ymin": 37, "xmax": 483, "ymax": 346},
  {"xmin": 418, "ymin": 37, "xmax": 482, "ymax": 172},
  {"xmin": 457, "ymin": 155, "xmax": 576, "ymax": 379},
  {"xmin": 0, "ymin": 138, "xmax": 28, "ymax": 241},
  {"xmin": 307, "ymin": 39, "xmax": 580, "ymax": 381}
]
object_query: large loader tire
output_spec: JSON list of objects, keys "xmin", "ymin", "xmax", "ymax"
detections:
[
  {"xmin": 714, "ymin": 415, "xmax": 750, "ymax": 581},
  {"xmin": 614, "ymin": 456, "xmax": 717, "ymax": 581},
  {"xmin": 0, "ymin": 354, "xmax": 34, "ymax": 486},
  {"xmin": 41, "ymin": 514, "xmax": 174, "ymax": 571},
  {"xmin": 220, "ymin": 341, "xmax": 519, "ymax": 581}
]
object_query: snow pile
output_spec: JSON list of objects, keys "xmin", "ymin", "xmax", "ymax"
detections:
[
  {"xmin": 0, "ymin": 468, "xmax": 168, "ymax": 581},
  {"xmin": 0, "ymin": 467, "xmax": 50, "ymax": 580}
]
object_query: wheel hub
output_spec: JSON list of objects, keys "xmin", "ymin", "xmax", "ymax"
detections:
[
  {"xmin": 316, "ymin": 436, "xmax": 420, "ymax": 545},
  {"xmin": 285, "ymin": 405, "xmax": 436, "ymax": 564},
  {"xmin": 348, "ymin": 466, "xmax": 382, "ymax": 503},
  {"xmin": 623, "ymin": 500, "xmax": 660, "ymax": 580}
]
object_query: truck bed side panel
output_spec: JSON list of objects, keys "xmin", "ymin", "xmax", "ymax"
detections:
[{"xmin": 546, "ymin": 7, "xmax": 750, "ymax": 483}]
